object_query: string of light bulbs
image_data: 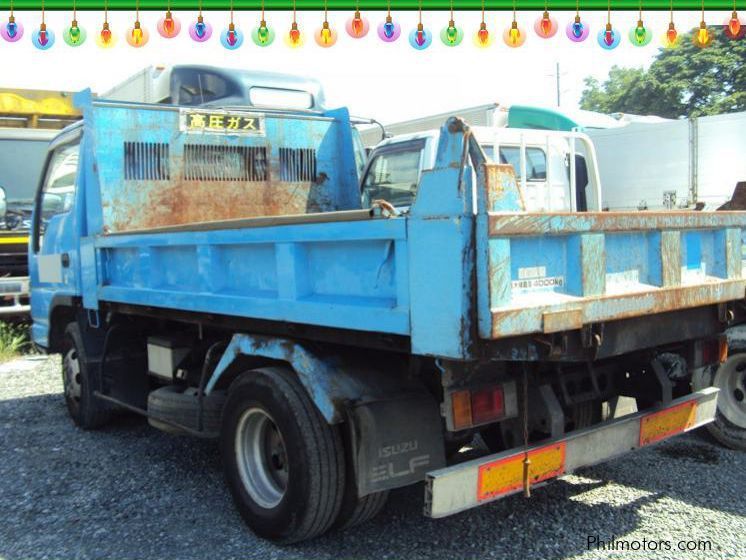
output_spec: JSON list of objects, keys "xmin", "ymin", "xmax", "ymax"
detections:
[{"xmin": 2, "ymin": 3, "xmax": 745, "ymax": 50}]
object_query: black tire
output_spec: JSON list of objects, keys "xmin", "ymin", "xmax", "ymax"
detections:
[
  {"xmin": 695, "ymin": 359, "xmax": 746, "ymax": 451},
  {"xmin": 221, "ymin": 367, "xmax": 345, "ymax": 544},
  {"xmin": 334, "ymin": 486, "xmax": 388, "ymax": 531},
  {"xmin": 332, "ymin": 424, "xmax": 388, "ymax": 531},
  {"xmin": 61, "ymin": 322, "xmax": 112, "ymax": 430},
  {"xmin": 147, "ymin": 386, "xmax": 226, "ymax": 436}
]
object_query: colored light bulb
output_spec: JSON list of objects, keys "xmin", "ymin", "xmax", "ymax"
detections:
[
  {"xmin": 566, "ymin": 16, "xmax": 589, "ymax": 42},
  {"xmin": 126, "ymin": 21, "xmax": 149, "ymax": 47},
  {"xmin": 220, "ymin": 23, "xmax": 244, "ymax": 49},
  {"xmin": 440, "ymin": 20, "xmax": 463, "ymax": 46},
  {"xmin": 377, "ymin": 16, "xmax": 400, "ymax": 42},
  {"xmin": 189, "ymin": 16, "xmax": 213, "ymax": 42},
  {"xmin": 2, "ymin": 16, "xmax": 23, "ymax": 42},
  {"xmin": 475, "ymin": 22, "xmax": 490, "ymax": 47},
  {"xmin": 730, "ymin": 14, "xmax": 741, "ymax": 36},
  {"xmin": 408, "ymin": 23, "xmax": 432, "ymax": 50},
  {"xmin": 63, "ymin": 19, "xmax": 87, "ymax": 46},
  {"xmin": 597, "ymin": 23, "xmax": 620, "ymax": 49},
  {"xmin": 667, "ymin": 23, "xmax": 677, "ymax": 43},
  {"xmin": 96, "ymin": 21, "xmax": 116, "ymax": 47},
  {"xmin": 725, "ymin": 11, "xmax": 743, "ymax": 39},
  {"xmin": 252, "ymin": 20, "xmax": 275, "ymax": 46},
  {"xmin": 157, "ymin": 10, "xmax": 181, "ymax": 38},
  {"xmin": 284, "ymin": 21, "xmax": 304, "ymax": 47},
  {"xmin": 629, "ymin": 19, "xmax": 652, "ymax": 46},
  {"xmin": 534, "ymin": 10, "xmax": 558, "ymax": 38},
  {"xmin": 503, "ymin": 20, "xmax": 526, "ymax": 47},
  {"xmin": 346, "ymin": 10, "xmax": 370, "ymax": 38},
  {"xmin": 314, "ymin": 21, "xmax": 337, "ymax": 47},
  {"xmin": 32, "ymin": 23, "xmax": 55, "ymax": 49},
  {"xmin": 693, "ymin": 21, "xmax": 711, "ymax": 48},
  {"xmin": 663, "ymin": 21, "xmax": 678, "ymax": 46}
]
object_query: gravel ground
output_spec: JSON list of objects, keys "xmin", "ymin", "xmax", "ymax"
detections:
[{"xmin": 0, "ymin": 355, "xmax": 744, "ymax": 560}]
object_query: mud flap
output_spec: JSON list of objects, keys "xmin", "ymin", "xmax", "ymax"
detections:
[{"xmin": 348, "ymin": 394, "xmax": 446, "ymax": 497}]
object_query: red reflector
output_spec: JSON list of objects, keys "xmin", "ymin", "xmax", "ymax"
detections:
[{"xmin": 471, "ymin": 386, "xmax": 505, "ymax": 425}]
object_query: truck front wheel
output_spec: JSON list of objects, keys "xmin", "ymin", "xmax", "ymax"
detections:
[
  {"xmin": 61, "ymin": 322, "xmax": 112, "ymax": 430},
  {"xmin": 221, "ymin": 367, "xmax": 345, "ymax": 544}
]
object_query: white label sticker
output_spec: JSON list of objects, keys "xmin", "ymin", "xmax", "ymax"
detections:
[
  {"xmin": 518, "ymin": 266, "xmax": 547, "ymax": 280},
  {"xmin": 511, "ymin": 276, "xmax": 564, "ymax": 290}
]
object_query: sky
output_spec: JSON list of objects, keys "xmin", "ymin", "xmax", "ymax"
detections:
[{"xmin": 0, "ymin": 10, "xmax": 731, "ymax": 123}]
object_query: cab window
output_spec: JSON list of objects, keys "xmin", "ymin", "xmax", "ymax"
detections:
[
  {"xmin": 482, "ymin": 145, "xmax": 547, "ymax": 181},
  {"xmin": 33, "ymin": 139, "xmax": 80, "ymax": 251},
  {"xmin": 171, "ymin": 69, "xmax": 237, "ymax": 106},
  {"xmin": 362, "ymin": 143, "xmax": 424, "ymax": 208}
]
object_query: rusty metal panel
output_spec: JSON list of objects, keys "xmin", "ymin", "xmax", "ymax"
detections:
[
  {"xmin": 88, "ymin": 104, "xmax": 361, "ymax": 234},
  {"xmin": 660, "ymin": 230, "xmax": 681, "ymax": 287},
  {"xmin": 542, "ymin": 308, "xmax": 583, "ymax": 334},
  {"xmin": 725, "ymin": 227, "xmax": 742, "ymax": 279},
  {"xmin": 481, "ymin": 164, "xmax": 525, "ymax": 212},
  {"xmin": 482, "ymin": 208, "xmax": 746, "ymax": 339},
  {"xmin": 488, "ymin": 211, "xmax": 746, "ymax": 236}
]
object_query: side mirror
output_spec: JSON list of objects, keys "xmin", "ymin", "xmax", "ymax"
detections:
[
  {"xmin": 42, "ymin": 193, "xmax": 64, "ymax": 215},
  {"xmin": 0, "ymin": 186, "xmax": 6, "ymax": 221}
]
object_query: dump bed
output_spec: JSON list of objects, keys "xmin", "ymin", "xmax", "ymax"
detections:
[{"xmin": 56, "ymin": 98, "xmax": 746, "ymax": 361}]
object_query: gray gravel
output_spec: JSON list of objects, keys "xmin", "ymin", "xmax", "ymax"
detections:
[{"xmin": 0, "ymin": 355, "xmax": 744, "ymax": 560}]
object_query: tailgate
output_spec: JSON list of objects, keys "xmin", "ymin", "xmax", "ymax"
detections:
[{"xmin": 476, "ymin": 204, "xmax": 746, "ymax": 339}]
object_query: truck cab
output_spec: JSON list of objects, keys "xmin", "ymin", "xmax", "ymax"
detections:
[{"xmin": 362, "ymin": 126, "xmax": 602, "ymax": 213}]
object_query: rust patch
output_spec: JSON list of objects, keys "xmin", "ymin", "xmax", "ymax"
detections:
[
  {"xmin": 489, "ymin": 211, "xmax": 746, "ymax": 237},
  {"xmin": 106, "ymin": 178, "xmax": 337, "ymax": 233}
]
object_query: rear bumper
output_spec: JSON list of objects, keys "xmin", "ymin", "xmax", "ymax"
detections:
[
  {"xmin": 0, "ymin": 276, "xmax": 30, "ymax": 317},
  {"xmin": 424, "ymin": 387, "xmax": 719, "ymax": 518}
]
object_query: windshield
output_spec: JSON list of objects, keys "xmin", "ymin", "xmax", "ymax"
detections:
[{"xmin": 0, "ymin": 137, "xmax": 50, "ymax": 203}]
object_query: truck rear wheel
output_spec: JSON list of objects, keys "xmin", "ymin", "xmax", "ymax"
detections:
[
  {"xmin": 61, "ymin": 322, "xmax": 111, "ymax": 430},
  {"xmin": 696, "ymin": 356, "xmax": 746, "ymax": 451},
  {"xmin": 220, "ymin": 367, "xmax": 345, "ymax": 543}
]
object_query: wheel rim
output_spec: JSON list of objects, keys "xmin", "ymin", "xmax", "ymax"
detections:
[
  {"xmin": 713, "ymin": 354, "xmax": 746, "ymax": 429},
  {"xmin": 235, "ymin": 408, "xmax": 289, "ymax": 509},
  {"xmin": 63, "ymin": 348, "xmax": 82, "ymax": 403}
]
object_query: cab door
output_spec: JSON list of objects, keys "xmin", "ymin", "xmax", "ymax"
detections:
[{"xmin": 29, "ymin": 129, "xmax": 83, "ymax": 347}]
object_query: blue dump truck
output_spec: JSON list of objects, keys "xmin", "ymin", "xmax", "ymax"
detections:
[{"xmin": 29, "ymin": 86, "xmax": 746, "ymax": 544}]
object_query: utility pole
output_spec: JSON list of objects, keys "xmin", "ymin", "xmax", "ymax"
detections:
[{"xmin": 556, "ymin": 62, "xmax": 561, "ymax": 107}]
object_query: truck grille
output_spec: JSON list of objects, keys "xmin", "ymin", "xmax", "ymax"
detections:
[
  {"xmin": 184, "ymin": 145, "xmax": 269, "ymax": 182},
  {"xmin": 279, "ymin": 148, "xmax": 317, "ymax": 182},
  {"xmin": 124, "ymin": 142, "xmax": 170, "ymax": 181}
]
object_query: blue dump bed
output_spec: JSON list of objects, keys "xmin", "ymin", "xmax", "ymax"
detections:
[{"xmin": 33, "ymin": 95, "xmax": 746, "ymax": 360}]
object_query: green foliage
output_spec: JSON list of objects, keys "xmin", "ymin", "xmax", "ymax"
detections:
[
  {"xmin": 580, "ymin": 28, "xmax": 746, "ymax": 118},
  {"xmin": 0, "ymin": 322, "xmax": 30, "ymax": 362}
]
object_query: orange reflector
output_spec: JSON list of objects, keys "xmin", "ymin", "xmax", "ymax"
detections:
[
  {"xmin": 477, "ymin": 442, "xmax": 566, "ymax": 502},
  {"xmin": 719, "ymin": 337, "xmax": 728, "ymax": 364},
  {"xmin": 451, "ymin": 390, "xmax": 472, "ymax": 431},
  {"xmin": 639, "ymin": 400, "xmax": 697, "ymax": 446}
]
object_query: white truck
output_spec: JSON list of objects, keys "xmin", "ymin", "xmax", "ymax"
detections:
[
  {"xmin": 362, "ymin": 124, "xmax": 603, "ymax": 214},
  {"xmin": 586, "ymin": 111, "xmax": 746, "ymax": 211}
]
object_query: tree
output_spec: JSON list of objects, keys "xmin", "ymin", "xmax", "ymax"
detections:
[{"xmin": 580, "ymin": 28, "xmax": 746, "ymax": 118}]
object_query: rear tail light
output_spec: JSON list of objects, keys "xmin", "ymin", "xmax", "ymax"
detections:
[
  {"xmin": 702, "ymin": 336, "xmax": 728, "ymax": 366},
  {"xmin": 471, "ymin": 386, "xmax": 505, "ymax": 425},
  {"xmin": 451, "ymin": 385, "xmax": 506, "ymax": 430}
]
